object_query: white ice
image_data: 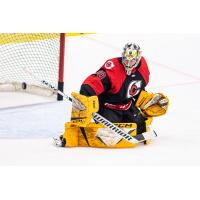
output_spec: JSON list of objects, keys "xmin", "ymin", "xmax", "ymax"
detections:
[{"xmin": 0, "ymin": 34, "xmax": 200, "ymax": 165}]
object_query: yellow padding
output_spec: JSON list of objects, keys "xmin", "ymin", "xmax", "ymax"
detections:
[
  {"xmin": 63, "ymin": 118, "xmax": 153, "ymax": 148},
  {"xmin": 0, "ymin": 33, "xmax": 95, "ymax": 45},
  {"xmin": 0, "ymin": 33, "xmax": 60, "ymax": 45},
  {"xmin": 136, "ymin": 90, "xmax": 169, "ymax": 117},
  {"xmin": 71, "ymin": 92, "xmax": 99, "ymax": 127}
]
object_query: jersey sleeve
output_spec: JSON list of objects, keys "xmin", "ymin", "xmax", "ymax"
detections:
[
  {"xmin": 80, "ymin": 68, "xmax": 111, "ymax": 96},
  {"xmin": 80, "ymin": 84, "xmax": 96, "ymax": 96}
]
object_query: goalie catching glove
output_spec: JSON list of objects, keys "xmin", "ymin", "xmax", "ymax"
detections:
[
  {"xmin": 71, "ymin": 92, "xmax": 99, "ymax": 126},
  {"xmin": 136, "ymin": 90, "xmax": 169, "ymax": 117}
]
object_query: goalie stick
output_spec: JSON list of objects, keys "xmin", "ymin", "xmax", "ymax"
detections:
[
  {"xmin": 92, "ymin": 113, "xmax": 157, "ymax": 143},
  {"xmin": 23, "ymin": 68, "xmax": 157, "ymax": 144}
]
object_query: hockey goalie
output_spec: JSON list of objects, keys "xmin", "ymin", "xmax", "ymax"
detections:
[{"xmin": 57, "ymin": 43, "xmax": 169, "ymax": 148}]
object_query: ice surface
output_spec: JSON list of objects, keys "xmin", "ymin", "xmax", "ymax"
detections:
[
  {"xmin": 0, "ymin": 34, "xmax": 200, "ymax": 165},
  {"xmin": 0, "ymin": 101, "xmax": 70, "ymax": 138}
]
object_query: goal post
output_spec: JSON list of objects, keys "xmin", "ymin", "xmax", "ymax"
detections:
[
  {"xmin": 0, "ymin": 33, "xmax": 65, "ymax": 101},
  {"xmin": 58, "ymin": 33, "xmax": 65, "ymax": 101}
]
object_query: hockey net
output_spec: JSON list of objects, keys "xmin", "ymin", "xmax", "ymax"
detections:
[{"xmin": 0, "ymin": 33, "xmax": 65, "ymax": 100}]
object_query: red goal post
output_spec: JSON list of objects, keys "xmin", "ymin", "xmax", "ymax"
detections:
[
  {"xmin": 0, "ymin": 33, "xmax": 65, "ymax": 101},
  {"xmin": 57, "ymin": 33, "xmax": 65, "ymax": 100}
]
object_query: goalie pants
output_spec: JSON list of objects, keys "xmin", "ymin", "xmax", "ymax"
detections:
[{"xmin": 98, "ymin": 104, "xmax": 147, "ymax": 134}]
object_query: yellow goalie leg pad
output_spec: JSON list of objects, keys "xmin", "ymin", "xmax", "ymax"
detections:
[
  {"xmin": 71, "ymin": 92, "xmax": 99, "ymax": 127},
  {"xmin": 63, "ymin": 117, "xmax": 153, "ymax": 148}
]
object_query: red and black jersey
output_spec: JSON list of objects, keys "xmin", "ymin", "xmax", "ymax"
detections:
[{"xmin": 80, "ymin": 57, "xmax": 150, "ymax": 106}]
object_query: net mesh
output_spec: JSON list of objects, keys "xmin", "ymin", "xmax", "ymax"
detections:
[{"xmin": 0, "ymin": 33, "xmax": 61, "ymax": 96}]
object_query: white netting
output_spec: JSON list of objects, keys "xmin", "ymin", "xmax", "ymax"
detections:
[{"xmin": 0, "ymin": 33, "xmax": 61, "ymax": 96}]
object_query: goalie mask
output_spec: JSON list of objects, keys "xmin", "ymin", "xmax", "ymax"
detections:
[{"xmin": 122, "ymin": 43, "xmax": 142, "ymax": 75}]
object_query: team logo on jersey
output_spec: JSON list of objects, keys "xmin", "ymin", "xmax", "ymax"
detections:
[
  {"xmin": 127, "ymin": 80, "xmax": 142, "ymax": 98},
  {"xmin": 96, "ymin": 70, "xmax": 106, "ymax": 79},
  {"xmin": 104, "ymin": 60, "xmax": 114, "ymax": 69}
]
